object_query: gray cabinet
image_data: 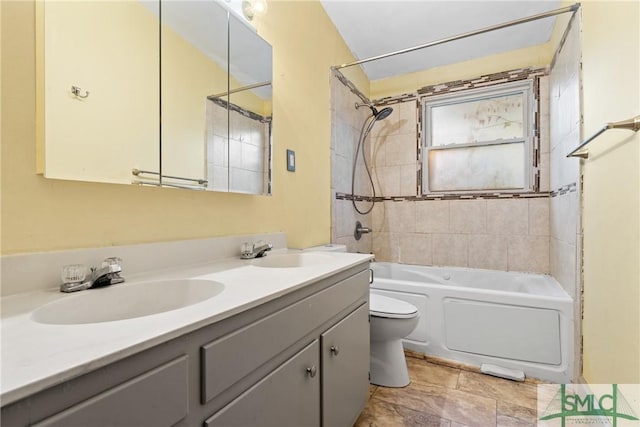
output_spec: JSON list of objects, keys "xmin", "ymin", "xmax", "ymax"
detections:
[
  {"xmin": 205, "ymin": 340, "xmax": 320, "ymax": 427},
  {"xmin": 33, "ymin": 357, "xmax": 189, "ymax": 427},
  {"xmin": 321, "ymin": 303, "xmax": 370, "ymax": 427},
  {"xmin": 1, "ymin": 264, "xmax": 370, "ymax": 427}
]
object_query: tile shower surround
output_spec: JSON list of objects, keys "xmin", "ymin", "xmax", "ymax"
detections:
[
  {"xmin": 548, "ymin": 12, "xmax": 583, "ymax": 380},
  {"xmin": 330, "ymin": 70, "xmax": 373, "ymax": 253},
  {"xmin": 371, "ymin": 197, "xmax": 551, "ymax": 273},
  {"xmin": 330, "ymin": 68, "xmax": 554, "ymax": 274}
]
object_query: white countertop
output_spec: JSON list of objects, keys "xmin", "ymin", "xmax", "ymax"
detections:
[{"xmin": 1, "ymin": 249, "xmax": 372, "ymax": 405}]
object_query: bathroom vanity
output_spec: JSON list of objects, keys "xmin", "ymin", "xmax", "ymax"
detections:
[{"xmin": 1, "ymin": 250, "xmax": 372, "ymax": 426}]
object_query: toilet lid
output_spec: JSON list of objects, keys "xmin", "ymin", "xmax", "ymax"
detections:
[{"xmin": 370, "ymin": 293, "xmax": 418, "ymax": 319}]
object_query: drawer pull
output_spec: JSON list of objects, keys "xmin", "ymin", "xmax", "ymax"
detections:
[
  {"xmin": 330, "ymin": 346, "xmax": 340, "ymax": 356},
  {"xmin": 306, "ymin": 366, "xmax": 317, "ymax": 378}
]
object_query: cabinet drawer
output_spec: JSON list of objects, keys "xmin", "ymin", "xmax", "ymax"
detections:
[
  {"xmin": 34, "ymin": 356, "xmax": 188, "ymax": 427},
  {"xmin": 205, "ymin": 340, "xmax": 320, "ymax": 427},
  {"xmin": 201, "ymin": 269, "xmax": 368, "ymax": 403}
]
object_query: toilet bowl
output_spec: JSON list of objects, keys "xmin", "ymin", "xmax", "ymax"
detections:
[{"xmin": 369, "ymin": 292, "xmax": 419, "ymax": 387}]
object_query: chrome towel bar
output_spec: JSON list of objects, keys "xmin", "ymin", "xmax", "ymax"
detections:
[
  {"xmin": 131, "ymin": 169, "xmax": 208, "ymax": 185},
  {"xmin": 567, "ymin": 115, "xmax": 640, "ymax": 159}
]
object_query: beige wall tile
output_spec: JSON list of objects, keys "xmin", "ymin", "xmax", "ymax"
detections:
[
  {"xmin": 416, "ymin": 201, "xmax": 450, "ymax": 233},
  {"xmin": 400, "ymin": 164, "xmax": 417, "ymax": 196},
  {"xmin": 468, "ymin": 234, "xmax": 508, "ymax": 270},
  {"xmin": 486, "ymin": 199, "xmax": 528, "ymax": 236},
  {"xmin": 372, "ymin": 232, "xmax": 399, "ymax": 262},
  {"xmin": 450, "ymin": 199, "xmax": 487, "ymax": 234},
  {"xmin": 539, "ymin": 152, "xmax": 550, "ymax": 192},
  {"xmin": 398, "ymin": 232, "xmax": 432, "ymax": 265},
  {"xmin": 550, "ymin": 191, "xmax": 578, "ymax": 244},
  {"xmin": 373, "ymin": 166, "xmax": 400, "ymax": 196},
  {"xmin": 384, "ymin": 134, "xmax": 416, "ymax": 166},
  {"xmin": 370, "ymin": 136, "xmax": 387, "ymax": 169},
  {"xmin": 397, "ymin": 100, "xmax": 418, "ymax": 136},
  {"xmin": 385, "ymin": 201, "xmax": 416, "ymax": 233},
  {"xmin": 371, "ymin": 202, "xmax": 386, "ymax": 232},
  {"xmin": 508, "ymin": 235, "xmax": 550, "ymax": 273},
  {"xmin": 550, "ymin": 237, "xmax": 577, "ymax": 297},
  {"xmin": 529, "ymin": 198, "xmax": 550, "ymax": 236},
  {"xmin": 432, "ymin": 234, "xmax": 468, "ymax": 267}
]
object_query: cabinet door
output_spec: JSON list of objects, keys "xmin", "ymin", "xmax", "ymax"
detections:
[
  {"xmin": 205, "ymin": 340, "xmax": 320, "ymax": 427},
  {"xmin": 321, "ymin": 303, "xmax": 370, "ymax": 427}
]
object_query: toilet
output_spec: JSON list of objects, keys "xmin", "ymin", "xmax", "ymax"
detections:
[
  {"xmin": 369, "ymin": 292, "xmax": 419, "ymax": 387},
  {"xmin": 305, "ymin": 244, "xmax": 419, "ymax": 387}
]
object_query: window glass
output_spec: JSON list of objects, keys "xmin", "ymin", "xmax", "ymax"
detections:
[
  {"xmin": 428, "ymin": 142, "xmax": 525, "ymax": 191},
  {"xmin": 431, "ymin": 94, "xmax": 524, "ymax": 146},
  {"xmin": 422, "ymin": 81, "xmax": 532, "ymax": 194}
]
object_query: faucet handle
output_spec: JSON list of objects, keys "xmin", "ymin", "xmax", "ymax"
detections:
[
  {"xmin": 101, "ymin": 257, "xmax": 122, "ymax": 273},
  {"xmin": 241, "ymin": 242, "xmax": 253, "ymax": 257}
]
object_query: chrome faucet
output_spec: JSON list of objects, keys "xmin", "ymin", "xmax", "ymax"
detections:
[
  {"xmin": 240, "ymin": 241, "xmax": 273, "ymax": 259},
  {"xmin": 60, "ymin": 257, "xmax": 125, "ymax": 293}
]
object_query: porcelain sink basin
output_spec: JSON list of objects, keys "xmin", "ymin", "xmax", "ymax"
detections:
[
  {"xmin": 32, "ymin": 279, "xmax": 225, "ymax": 325},
  {"xmin": 250, "ymin": 252, "xmax": 333, "ymax": 268}
]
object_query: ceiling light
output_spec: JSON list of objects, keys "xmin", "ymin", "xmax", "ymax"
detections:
[{"xmin": 241, "ymin": 0, "xmax": 267, "ymax": 21}]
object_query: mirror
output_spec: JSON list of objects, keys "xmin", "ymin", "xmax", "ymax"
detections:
[
  {"xmin": 224, "ymin": 14, "xmax": 272, "ymax": 194},
  {"xmin": 160, "ymin": 0, "xmax": 227, "ymax": 190},
  {"xmin": 42, "ymin": 0, "xmax": 272, "ymax": 195},
  {"xmin": 42, "ymin": 0, "xmax": 159, "ymax": 184}
]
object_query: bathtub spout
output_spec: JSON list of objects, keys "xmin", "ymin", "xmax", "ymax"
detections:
[{"xmin": 354, "ymin": 221, "xmax": 371, "ymax": 240}]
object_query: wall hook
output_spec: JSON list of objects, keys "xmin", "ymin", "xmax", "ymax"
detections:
[{"xmin": 71, "ymin": 86, "xmax": 89, "ymax": 99}]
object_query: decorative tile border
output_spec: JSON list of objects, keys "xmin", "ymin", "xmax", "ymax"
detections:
[
  {"xmin": 332, "ymin": 69, "xmax": 369, "ymax": 104},
  {"xmin": 210, "ymin": 97, "xmax": 271, "ymax": 123},
  {"xmin": 336, "ymin": 191, "xmax": 550, "ymax": 202},
  {"xmin": 550, "ymin": 182, "xmax": 578, "ymax": 197},
  {"xmin": 373, "ymin": 67, "xmax": 547, "ymax": 105}
]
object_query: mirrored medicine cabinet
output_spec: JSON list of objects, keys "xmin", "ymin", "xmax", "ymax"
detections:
[{"xmin": 40, "ymin": 0, "xmax": 273, "ymax": 195}]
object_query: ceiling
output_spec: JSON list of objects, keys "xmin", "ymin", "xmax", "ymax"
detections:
[{"xmin": 320, "ymin": 0, "xmax": 561, "ymax": 81}]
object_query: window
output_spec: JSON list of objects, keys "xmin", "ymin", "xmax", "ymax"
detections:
[{"xmin": 421, "ymin": 81, "xmax": 533, "ymax": 193}]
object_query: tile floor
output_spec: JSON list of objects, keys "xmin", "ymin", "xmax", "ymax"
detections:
[{"xmin": 355, "ymin": 354, "xmax": 543, "ymax": 427}]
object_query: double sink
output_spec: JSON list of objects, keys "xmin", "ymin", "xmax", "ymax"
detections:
[{"xmin": 31, "ymin": 253, "xmax": 333, "ymax": 325}]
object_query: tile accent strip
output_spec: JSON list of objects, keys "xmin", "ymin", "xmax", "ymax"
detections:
[
  {"xmin": 210, "ymin": 97, "xmax": 271, "ymax": 123},
  {"xmin": 332, "ymin": 69, "xmax": 369, "ymax": 104},
  {"xmin": 550, "ymin": 182, "xmax": 577, "ymax": 197},
  {"xmin": 336, "ymin": 191, "xmax": 551, "ymax": 202},
  {"xmin": 373, "ymin": 67, "xmax": 548, "ymax": 105}
]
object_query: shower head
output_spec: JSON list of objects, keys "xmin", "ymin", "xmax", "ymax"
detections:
[
  {"xmin": 355, "ymin": 102, "xmax": 393, "ymax": 121},
  {"xmin": 374, "ymin": 107, "xmax": 393, "ymax": 121}
]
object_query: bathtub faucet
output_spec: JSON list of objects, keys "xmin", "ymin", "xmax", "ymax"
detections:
[{"xmin": 354, "ymin": 221, "xmax": 371, "ymax": 240}]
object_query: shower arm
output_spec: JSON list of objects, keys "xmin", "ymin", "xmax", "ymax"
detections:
[{"xmin": 567, "ymin": 115, "xmax": 640, "ymax": 159}]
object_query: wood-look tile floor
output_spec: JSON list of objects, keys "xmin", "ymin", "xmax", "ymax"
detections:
[{"xmin": 355, "ymin": 355, "xmax": 541, "ymax": 427}]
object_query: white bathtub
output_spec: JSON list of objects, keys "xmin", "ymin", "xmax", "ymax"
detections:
[{"xmin": 370, "ymin": 262, "xmax": 573, "ymax": 383}]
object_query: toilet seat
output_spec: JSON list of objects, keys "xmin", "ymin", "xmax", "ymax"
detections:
[{"xmin": 370, "ymin": 293, "xmax": 418, "ymax": 319}]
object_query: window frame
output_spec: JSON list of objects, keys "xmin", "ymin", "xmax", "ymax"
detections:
[{"xmin": 421, "ymin": 80, "xmax": 534, "ymax": 194}]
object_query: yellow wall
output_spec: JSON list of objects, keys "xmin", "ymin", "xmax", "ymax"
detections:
[
  {"xmin": 1, "ymin": 0, "xmax": 368, "ymax": 255},
  {"xmin": 580, "ymin": 0, "xmax": 640, "ymax": 383},
  {"xmin": 370, "ymin": 43, "xmax": 553, "ymax": 99}
]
